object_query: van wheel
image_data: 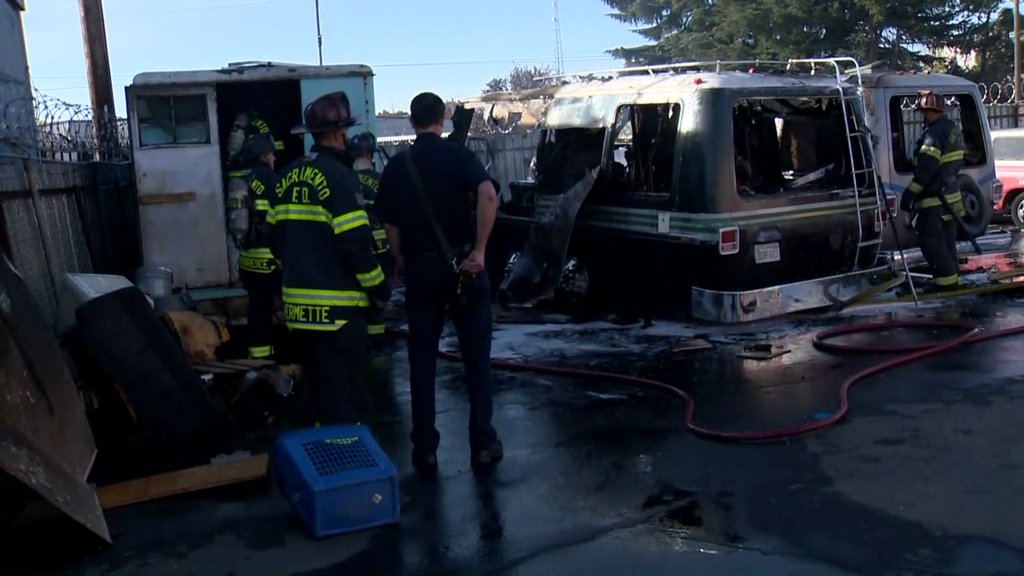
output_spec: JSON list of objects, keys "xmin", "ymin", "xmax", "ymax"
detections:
[
  {"xmin": 956, "ymin": 174, "xmax": 992, "ymax": 241},
  {"xmin": 1011, "ymin": 193, "xmax": 1024, "ymax": 230}
]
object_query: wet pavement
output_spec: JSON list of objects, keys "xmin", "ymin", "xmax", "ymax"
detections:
[{"xmin": 8, "ymin": 278, "xmax": 1024, "ymax": 575}]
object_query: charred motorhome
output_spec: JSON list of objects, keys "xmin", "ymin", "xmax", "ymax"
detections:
[
  {"xmin": 125, "ymin": 62, "xmax": 377, "ymax": 291},
  {"xmin": 466, "ymin": 59, "xmax": 896, "ymax": 322}
]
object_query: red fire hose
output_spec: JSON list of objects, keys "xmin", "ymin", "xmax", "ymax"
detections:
[{"xmin": 393, "ymin": 319, "xmax": 1024, "ymax": 443}]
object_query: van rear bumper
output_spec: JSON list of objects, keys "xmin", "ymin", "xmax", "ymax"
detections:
[{"xmin": 691, "ymin": 266, "xmax": 892, "ymax": 323}]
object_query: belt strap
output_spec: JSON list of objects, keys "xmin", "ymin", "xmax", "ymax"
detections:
[{"xmin": 404, "ymin": 151, "xmax": 459, "ymax": 273}]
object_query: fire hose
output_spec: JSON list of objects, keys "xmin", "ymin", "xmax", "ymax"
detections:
[{"xmin": 387, "ymin": 316, "xmax": 1024, "ymax": 443}]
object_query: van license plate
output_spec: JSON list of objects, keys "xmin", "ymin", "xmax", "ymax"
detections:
[{"xmin": 754, "ymin": 242, "xmax": 780, "ymax": 264}]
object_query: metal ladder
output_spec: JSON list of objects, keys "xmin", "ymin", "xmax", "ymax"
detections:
[{"xmin": 788, "ymin": 58, "xmax": 886, "ymax": 272}]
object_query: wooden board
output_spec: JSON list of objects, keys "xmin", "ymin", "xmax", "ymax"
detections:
[
  {"xmin": 138, "ymin": 191, "xmax": 197, "ymax": 206},
  {"xmin": 97, "ymin": 453, "xmax": 269, "ymax": 510}
]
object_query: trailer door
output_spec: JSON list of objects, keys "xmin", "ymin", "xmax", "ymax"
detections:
[{"xmin": 127, "ymin": 84, "xmax": 228, "ymax": 289}]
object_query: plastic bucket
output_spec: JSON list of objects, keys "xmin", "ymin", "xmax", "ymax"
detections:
[{"xmin": 135, "ymin": 266, "xmax": 173, "ymax": 298}]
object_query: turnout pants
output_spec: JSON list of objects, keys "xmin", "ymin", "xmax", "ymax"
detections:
[
  {"xmin": 292, "ymin": 314, "xmax": 368, "ymax": 425},
  {"xmin": 915, "ymin": 207, "xmax": 960, "ymax": 288},
  {"xmin": 404, "ymin": 254, "xmax": 498, "ymax": 456},
  {"xmin": 367, "ymin": 252, "xmax": 396, "ymax": 347},
  {"xmin": 240, "ymin": 268, "xmax": 280, "ymax": 358}
]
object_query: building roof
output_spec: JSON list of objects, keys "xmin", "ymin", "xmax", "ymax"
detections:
[{"xmin": 131, "ymin": 62, "xmax": 374, "ymax": 86}]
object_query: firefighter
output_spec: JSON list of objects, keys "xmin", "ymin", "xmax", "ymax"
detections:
[
  {"xmin": 227, "ymin": 132, "xmax": 280, "ymax": 359},
  {"xmin": 267, "ymin": 91, "xmax": 390, "ymax": 425},
  {"xmin": 226, "ymin": 109, "xmax": 284, "ymax": 169},
  {"xmin": 348, "ymin": 131, "xmax": 393, "ymax": 344},
  {"xmin": 899, "ymin": 90, "xmax": 966, "ymax": 291}
]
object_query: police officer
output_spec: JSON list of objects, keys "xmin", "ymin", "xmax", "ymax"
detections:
[
  {"xmin": 267, "ymin": 91, "xmax": 390, "ymax": 425},
  {"xmin": 227, "ymin": 132, "xmax": 280, "ymax": 359},
  {"xmin": 349, "ymin": 131, "xmax": 393, "ymax": 344},
  {"xmin": 376, "ymin": 92, "xmax": 502, "ymax": 472},
  {"xmin": 900, "ymin": 90, "xmax": 966, "ymax": 291}
]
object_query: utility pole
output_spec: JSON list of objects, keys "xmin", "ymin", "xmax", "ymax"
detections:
[
  {"xmin": 1015, "ymin": 0, "xmax": 1021, "ymax": 106},
  {"xmin": 315, "ymin": 0, "xmax": 323, "ymax": 66},
  {"xmin": 79, "ymin": 0, "xmax": 116, "ymax": 160}
]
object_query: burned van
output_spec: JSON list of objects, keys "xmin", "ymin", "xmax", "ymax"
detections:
[
  {"xmin": 472, "ymin": 59, "xmax": 891, "ymax": 322},
  {"xmin": 125, "ymin": 62, "xmax": 377, "ymax": 291}
]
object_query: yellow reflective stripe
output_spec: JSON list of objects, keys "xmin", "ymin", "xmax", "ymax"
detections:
[
  {"xmin": 275, "ymin": 140, "xmax": 285, "ymax": 151},
  {"xmin": 332, "ymin": 210, "xmax": 369, "ymax": 234},
  {"xmin": 916, "ymin": 193, "xmax": 963, "ymax": 209},
  {"xmin": 356, "ymin": 266, "xmax": 385, "ymax": 288},
  {"xmin": 243, "ymin": 247, "xmax": 274, "ymax": 257},
  {"xmin": 368, "ymin": 323, "xmax": 385, "ymax": 336},
  {"xmin": 908, "ymin": 181, "xmax": 924, "ymax": 194},
  {"xmin": 919, "ymin": 145, "xmax": 942, "ymax": 160},
  {"xmin": 941, "ymin": 151, "xmax": 964, "ymax": 163},
  {"xmin": 934, "ymin": 274, "xmax": 959, "ymax": 287},
  {"xmin": 372, "ymin": 228, "xmax": 387, "ymax": 240},
  {"xmin": 248, "ymin": 345, "xmax": 273, "ymax": 358},
  {"xmin": 227, "ymin": 170, "xmax": 247, "ymax": 178},
  {"xmin": 254, "ymin": 199, "xmax": 271, "ymax": 210},
  {"xmin": 270, "ymin": 204, "xmax": 332, "ymax": 225},
  {"xmin": 286, "ymin": 320, "xmax": 348, "ymax": 331},
  {"xmin": 282, "ymin": 287, "xmax": 370, "ymax": 307}
]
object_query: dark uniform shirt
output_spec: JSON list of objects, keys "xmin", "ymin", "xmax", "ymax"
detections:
[
  {"xmin": 267, "ymin": 144, "xmax": 389, "ymax": 331},
  {"xmin": 228, "ymin": 163, "xmax": 279, "ymax": 274},
  {"xmin": 376, "ymin": 132, "xmax": 491, "ymax": 259},
  {"xmin": 355, "ymin": 166, "xmax": 390, "ymax": 256},
  {"xmin": 908, "ymin": 115, "xmax": 966, "ymax": 216}
]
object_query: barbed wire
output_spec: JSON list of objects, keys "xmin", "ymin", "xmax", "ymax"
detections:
[
  {"xmin": 978, "ymin": 81, "xmax": 1018, "ymax": 106},
  {"xmin": 1, "ymin": 76, "xmax": 131, "ymax": 162}
]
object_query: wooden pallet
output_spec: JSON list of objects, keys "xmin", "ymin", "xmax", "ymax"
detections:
[{"xmin": 191, "ymin": 359, "xmax": 275, "ymax": 375}]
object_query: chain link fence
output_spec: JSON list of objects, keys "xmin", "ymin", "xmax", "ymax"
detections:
[{"xmin": 0, "ymin": 75, "xmax": 139, "ymax": 326}]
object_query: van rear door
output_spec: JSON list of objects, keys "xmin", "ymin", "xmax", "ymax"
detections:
[{"xmin": 127, "ymin": 84, "xmax": 228, "ymax": 289}]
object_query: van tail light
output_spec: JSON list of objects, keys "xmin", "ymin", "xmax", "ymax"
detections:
[
  {"xmin": 993, "ymin": 181, "xmax": 1004, "ymax": 205},
  {"xmin": 875, "ymin": 196, "xmax": 895, "ymax": 232},
  {"xmin": 719, "ymin": 227, "xmax": 739, "ymax": 255}
]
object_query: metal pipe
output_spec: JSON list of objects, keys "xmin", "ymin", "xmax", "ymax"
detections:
[
  {"xmin": 1015, "ymin": 0, "xmax": 1021, "ymax": 105},
  {"xmin": 315, "ymin": 0, "xmax": 323, "ymax": 66}
]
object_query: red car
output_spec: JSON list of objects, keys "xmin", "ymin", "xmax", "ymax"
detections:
[{"xmin": 992, "ymin": 127, "xmax": 1024, "ymax": 226}]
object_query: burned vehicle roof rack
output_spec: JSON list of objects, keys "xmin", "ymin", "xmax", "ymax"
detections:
[{"xmin": 534, "ymin": 57, "xmax": 867, "ymax": 86}]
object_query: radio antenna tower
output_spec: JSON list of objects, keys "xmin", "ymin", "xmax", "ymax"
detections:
[{"xmin": 553, "ymin": 0, "xmax": 565, "ymax": 75}]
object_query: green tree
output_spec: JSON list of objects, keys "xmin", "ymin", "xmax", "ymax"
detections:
[
  {"xmin": 484, "ymin": 64, "xmax": 560, "ymax": 93},
  {"xmin": 601, "ymin": 0, "xmax": 1003, "ymax": 71}
]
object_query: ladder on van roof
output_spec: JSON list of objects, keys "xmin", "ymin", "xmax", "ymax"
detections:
[{"xmin": 788, "ymin": 58, "xmax": 887, "ymax": 272}]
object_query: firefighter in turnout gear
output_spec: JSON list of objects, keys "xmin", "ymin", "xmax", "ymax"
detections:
[
  {"xmin": 227, "ymin": 132, "xmax": 280, "ymax": 359},
  {"xmin": 349, "ymin": 131, "xmax": 393, "ymax": 344},
  {"xmin": 899, "ymin": 90, "xmax": 966, "ymax": 291},
  {"xmin": 268, "ymin": 91, "xmax": 390, "ymax": 425},
  {"xmin": 226, "ymin": 109, "xmax": 284, "ymax": 169}
]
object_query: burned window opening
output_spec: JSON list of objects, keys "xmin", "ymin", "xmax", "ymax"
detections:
[
  {"xmin": 606, "ymin": 103, "xmax": 681, "ymax": 197},
  {"xmin": 732, "ymin": 96, "xmax": 863, "ymax": 197},
  {"xmin": 534, "ymin": 127, "xmax": 607, "ymax": 195},
  {"xmin": 889, "ymin": 93, "xmax": 987, "ymax": 173}
]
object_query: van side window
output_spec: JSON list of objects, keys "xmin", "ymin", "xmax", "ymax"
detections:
[
  {"xmin": 732, "ymin": 96, "xmax": 861, "ymax": 197},
  {"xmin": 137, "ymin": 94, "xmax": 210, "ymax": 147},
  {"xmin": 889, "ymin": 93, "xmax": 987, "ymax": 173},
  {"xmin": 607, "ymin": 103, "xmax": 680, "ymax": 196}
]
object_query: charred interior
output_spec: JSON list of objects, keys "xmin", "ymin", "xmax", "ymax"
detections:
[
  {"xmin": 214, "ymin": 80, "xmax": 306, "ymax": 169},
  {"xmin": 732, "ymin": 95, "xmax": 869, "ymax": 197}
]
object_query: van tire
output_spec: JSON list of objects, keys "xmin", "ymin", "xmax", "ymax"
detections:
[
  {"xmin": 956, "ymin": 174, "xmax": 991, "ymax": 241},
  {"xmin": 1011, "ymin": 192, "xmax": 1024, "ymax": 230}
]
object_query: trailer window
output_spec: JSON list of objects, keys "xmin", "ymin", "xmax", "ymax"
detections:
[
  {"xmin": 606, "ymin": 103, "xmax": 680, "ymax": 197},
  {"xmin": 137, "ymin": 94, "xmax": 210, "ymax": 147},
  {"xmin": 732, "ymin": 96, "xmax": 857, "ymax": 197},
  {"xmin": 889, "ymin": 93, "xmax": 987, "ymax": 173}
]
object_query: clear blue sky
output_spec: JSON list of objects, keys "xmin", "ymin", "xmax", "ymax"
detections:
[{"xmin": 21, "ymin": 0, "xmax": 645, "ymax": 117}]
